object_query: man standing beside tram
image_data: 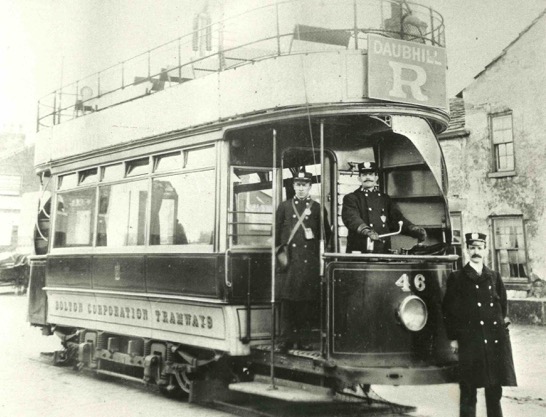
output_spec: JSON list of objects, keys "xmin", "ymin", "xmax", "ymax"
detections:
[
  {"xmin": 275, "ymin": 171, "xmax": 330, "ymax": 350},
  {"xmin": 443, "ymin": 232, "xmax": 517, "ymax": 417},
  {"xmin": 341, "ymin": 161, "xmax": 427, "ymax": 253}
]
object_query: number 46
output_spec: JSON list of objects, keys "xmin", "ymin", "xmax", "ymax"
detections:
[{"xmin": 395, "ymin": 274, "xmax": 426, "ymax": 292}]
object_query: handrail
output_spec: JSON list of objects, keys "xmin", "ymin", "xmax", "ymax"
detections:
[
  {"xmin": 36, "ymin": 0, "xmax": 445, "ymax": 131},
  {"xmin": 324, "ymin": 252, "xmax": 459, "ymax": 263}
]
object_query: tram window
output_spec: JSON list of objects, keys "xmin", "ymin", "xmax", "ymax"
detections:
[
  {"xmin": 101, "ymin": 164, "xmax": 124, "ymax": 182},
  {"xmin": 79, "ymin": 168, "xmax": 98, "ymax": 185},
  {"xmin": 150, "ymin": 170, "xmax": 215, "ymax": 247},
  {"xmin": 126, "ymin": 157, "xmax": 150, "ymax": 177},
  {"xmin": 230, "ymin": 168, "xmax": 273, "ymax": 247},
  {"xmin": 53, "ymin": 188, "xmax": 96, "ymax": 247},
  {"xmin": 58, "ymin": 173, "xmax": 77, "ymax": 190},
  {"xmin": 185, "ymin": 146, "xmax": 215, "ymax": 169},
  {"xmin": 154, "ymin": 151, "xmax": 184, "ymax": 173},
  {"xmin": 97, "ymin": 180, "xmax": 148, "ymax": 247}
]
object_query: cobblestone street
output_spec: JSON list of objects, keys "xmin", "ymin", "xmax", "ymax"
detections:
[{"xmin": 1, "ymin": 292, "xmax": 545, "ymax": 417}]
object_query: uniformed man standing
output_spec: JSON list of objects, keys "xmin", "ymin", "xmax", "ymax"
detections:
[
  {"xmin": 341, "ymin": 162, "xmax": 426, "ymax": 253},
  {"xmin": 275, "ymin": 171, "xmax": 330, "ymax": 349},
  {"xmin": 443, "ymin": 233, "xmax": 517, "ymax": 417}
]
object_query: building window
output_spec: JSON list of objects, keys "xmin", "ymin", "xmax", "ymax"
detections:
[
  {"xmin": 492, "ymin": 216, "xmax": 528, "ymax": 281},
  {"xmin": 491, "ymin": 113, "xmax": 515, "ymax": 172},
  {"xmin": 450, "ymin": 212, "xmax": 463, "ymax": 270}
]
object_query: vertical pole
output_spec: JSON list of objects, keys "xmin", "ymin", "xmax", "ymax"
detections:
[
  {"xmin": 353, "ymin": 0, "xmax": 358, "ymax": 50},
  {"xmin": 275, "ymin": 1, "xmax": 281, "ymax": 56},
  {"xmin": 52, "ymin": 93, "xmax": 57, "ymax": 126},
  {"xmin": 178, "ymin": 38, "xmax": 182, "ymax": 82},
  {"xmin": 269, "ymin": 128, "xmax": 278, "ymax": 390},
  {"xmin": 320, "ymin": 120, "xmax": 326, "ymax": 357},
  {"xmin": 147, "ymin": 51, "xmax": 151, "ymax": 79},
  {"xmin": 429, "ymin": 7, "xmax": 435, "ymax": 45},
  {"xmin": 57, "ymin": 89, "xmax": 62, "ymax": 125},
  {"xmin": 36, "ymin": 100, "xmax": 40, "ymax": 132}
]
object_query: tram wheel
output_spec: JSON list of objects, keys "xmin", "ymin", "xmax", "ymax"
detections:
[{"xmin": 159, "ymin": 371, "xmax": 191, "ymax": 400}]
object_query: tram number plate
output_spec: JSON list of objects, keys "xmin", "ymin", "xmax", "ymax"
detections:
[{"xmin": 395, "ymin": 273, "xmax": 426, "ymax": 292}]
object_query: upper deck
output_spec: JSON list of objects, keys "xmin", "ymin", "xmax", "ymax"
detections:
[{"xmin": 35, "ymin": 0, "xmax": 447, "ymax": 170}]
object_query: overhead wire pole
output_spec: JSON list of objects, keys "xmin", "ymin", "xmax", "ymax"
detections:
[{"xmin": 269, "ymin": 128, "xmax": 278, "ymax": 390}]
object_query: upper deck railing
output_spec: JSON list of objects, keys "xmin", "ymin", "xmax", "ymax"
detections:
[{"xmin": 36, "ymin": 0, "xmax": 445, "ymax": 132}]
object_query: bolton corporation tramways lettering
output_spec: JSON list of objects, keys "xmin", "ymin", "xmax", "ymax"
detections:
[{"xmin": 53, "ymin": 300, "xmax": 214, "ymax": 329}]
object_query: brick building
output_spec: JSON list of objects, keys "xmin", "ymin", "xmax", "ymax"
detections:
[{"xmin": 440, "ymin": 10, "xmax": 546, "ymax": 295}]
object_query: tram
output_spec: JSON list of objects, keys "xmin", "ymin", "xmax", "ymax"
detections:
[{"xmin": 28, "ymin": 0, "xmax": 458, "ymax": 404}]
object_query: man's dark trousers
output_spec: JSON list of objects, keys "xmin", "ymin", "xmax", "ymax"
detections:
[{"xmin": 460, "ymin": 382, "xmax": 503, "ymax": 417}]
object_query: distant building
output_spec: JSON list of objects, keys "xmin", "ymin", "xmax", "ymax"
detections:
[
  {"xmin": 440, "ymin": 10, "xmax": 546, "ymax": 295},
  {"xmin": 0, "ymin": 127, "xmax": 40, "ymax": 253}
]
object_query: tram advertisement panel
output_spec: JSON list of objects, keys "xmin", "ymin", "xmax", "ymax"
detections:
[{"xmin": 368, "ymin": 34, "xmax": 447, "ymax": 110}]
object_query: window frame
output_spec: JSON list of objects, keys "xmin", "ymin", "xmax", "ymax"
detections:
[
  {"xmin": 49, "ymin": 144, "xmax": 217, "ymax": 254},
  {"xmin": 491, "ymin": 215, "xmax": 529, "ymax": 283},
  {"xmin": 489, "ymin": 111, "xmax": 516, "ymax": 176}
]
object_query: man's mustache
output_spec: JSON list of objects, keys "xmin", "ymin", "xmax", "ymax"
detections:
[{"xmin": 471, "ymin": 254, "xmax": 482, "ymax": 259}]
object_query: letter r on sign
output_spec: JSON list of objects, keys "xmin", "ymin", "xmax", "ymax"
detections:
[{"xmin": 388, "ymin": 61, "xmax": 428, "ymax": 102}]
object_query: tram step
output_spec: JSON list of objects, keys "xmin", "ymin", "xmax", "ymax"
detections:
[{"xmin": 229, "ymin": 375, "xmax": 335, "ymax": 403}]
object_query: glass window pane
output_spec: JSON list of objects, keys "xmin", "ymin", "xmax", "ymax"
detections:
[
  {"xmin": 58, "ymin": 173, "xmax": 77, "ymax": 190},
  {"xmin": 450, "ymin": 212, "xmax": 462, "ymax": 244},
  {"xmin": 97, "ymin": 180, "xmax": 148, "ymax": 246},
  {"xmin": 126, "ymin": 158, "xmax": 150, "ymax": 177},
  {"xmin": 154, "ymin": 151, "xmax": 184, "ymax": 173},
  {"xmin": 101, "ymin": 164, "xmax": 124, "ymax": 182},
  {"xmin": 54, "ymin": 188, "xmax": 96, "ymax": 247},
  {"xmin": 150, "ymin": 170, "xmax": 215, "ymax": 246},
  {"xmin": 186, "ymin": 146, "xmax": 215, "ymax": 169},
  {"xmin": 230, "ymin": 168, "xmax": 273, "ymax": 247}
]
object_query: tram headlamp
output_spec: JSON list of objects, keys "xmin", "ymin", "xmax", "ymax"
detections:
[{"xmin": 397, "ymin": 295, "xmax": 427, "ymax": 332}]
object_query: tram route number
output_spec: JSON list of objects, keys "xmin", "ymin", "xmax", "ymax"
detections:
[{"xmin": 395, "ymin": 273, "xmax": 426, "ymax": 292}]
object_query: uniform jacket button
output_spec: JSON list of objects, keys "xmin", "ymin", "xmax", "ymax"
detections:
[
  {"xmin": 494, "ymin": 321, "xmax": 498, "ymax": 325},
  {"xmin": 484, "ymin": 339, "xmax": 488, "ymax": 344},
  {"xmin": 475, "ymin": 285, "xmax": 479, "ymax": 289},
  {"xmin": 369, "ymin": 208, "xmax": 372, "ymax": 211},
  {"xmin": 292, "ymin": 243, "xmax": 296, "ymax": 247},
  {"xmin": 495, "ymin": 340, "xmax": 498, "ymax": 343},
  {"xmin": 292, "ymin": 214, "xmax": 296, "ymax": 218},
  {"xmin": 489, "ymin": 286, "xmax": 492, "ymax": 289},
  {"xmin": 480, "ymin": 321, "xmax": 484, "ymax": 325},
  {"xmin": 477, "ymin": 302, "xmax": 481, "ymax": 307},
  {"xmin": 490, "ymin": 303, "xmax": 494, "ymax": 307},
  {"xmin": 365, "ymin": 193, "xmax": 368, "ymax": 197},
  {"xmin": 295, "ymin": 200, "xmax": 298, "ymax": 204}
]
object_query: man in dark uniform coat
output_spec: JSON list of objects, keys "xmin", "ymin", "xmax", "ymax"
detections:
[
  {"xmin": 341, "ymin": 162, "xmax": 426, "ymax": 253},
  {"xmin": 275, "ymin": 171, "xmax": 330, "ymax": 349},
  {"xmin": 443, "ymin": 233, "xmax": 517, "ymax": 417}
]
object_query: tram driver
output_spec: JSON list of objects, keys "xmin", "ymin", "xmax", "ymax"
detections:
[
  {"xmin": 341, "ymin": 161, "xmax": 426, "ymax": 254},
  {"xmin": 275, "ymin": 171, "xmax": 331, "ymax": 350}
]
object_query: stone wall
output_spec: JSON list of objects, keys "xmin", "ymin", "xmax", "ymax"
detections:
[{"xmin": 441, "ymin": 13, "xmax": 546, "ymax": 291}]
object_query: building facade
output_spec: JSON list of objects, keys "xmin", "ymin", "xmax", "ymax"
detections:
[
  {"xmin": 441, "ymin": 10, "xmax": 546, "ymax": 294},
  {"xmin": 0, "ymin": 126, "xmax": 39, "ymax": 253}
]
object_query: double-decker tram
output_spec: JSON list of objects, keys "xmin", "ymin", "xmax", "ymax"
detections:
[{"xmin": 28, "ymin": 0, "xmax": 458, "ymax": 410}]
